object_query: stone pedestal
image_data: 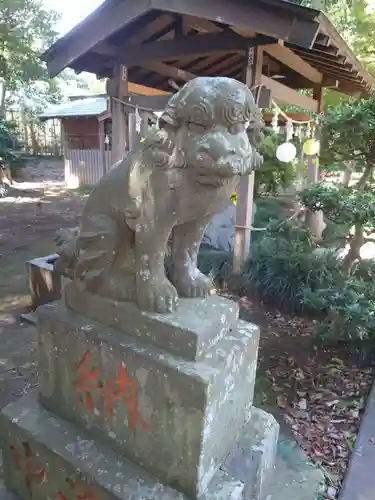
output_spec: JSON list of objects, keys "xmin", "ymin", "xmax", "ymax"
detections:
[{"xmin": 1, "ymin": 282, "xmax": 279, "ymax": 500}]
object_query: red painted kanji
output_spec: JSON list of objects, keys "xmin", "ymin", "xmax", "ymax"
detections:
[
  {"xmin": 104, "ymin": 363, "xmax": 149, "ymax": 431},
  {"xmin": 74, "ymin": 350, "xmax": 103, "ymax": 414},
  {"xmin": 57, "ymin": 477, "xmax": 98, "ymax": 500},
  {"xmin": 74, "ymin": 350, "xmax": 150, "ymax": 431},
  {"xmin": 10, "ymin": 442, "xmax": 48, "ymax": 496}
]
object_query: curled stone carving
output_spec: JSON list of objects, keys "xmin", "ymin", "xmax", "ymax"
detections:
[{"xmin": 55, "ymin": 77, "xmax": 264, "ymax": 313}]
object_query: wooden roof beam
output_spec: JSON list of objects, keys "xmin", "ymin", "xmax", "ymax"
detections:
[
  {"xmin": 183, "ymin": 15, "xmax": 224, "ymax": 34},
  {"xmin": 295, "ymin": 54, "xmax": 356, "ymax": 76},
  {"xmin": 118, "ymin": 32, "xmax": 275, "ymax": 66},
  {"xmin": 129, "ymin": 13, "xmax": 176, "ymax": 44},
  {"xmin": 315, "ymin": 33, "xmax": 330, "ymax": 46},
  {"xmin": 153, "ymin": 0, "xmax": 320, "ymax": 48},
  {"xmin": 108, "ymin": 80, "xmax": 171, "ymax": 97},
  {"xmin": 41, "ymin": 0, "xmax": 152, "ymax": 78},
  {"xmin": 264, "ymin": 43, "xmax": 323, "ymax": 84},
  {"xmin": 92, "ymin": 41, "xmax": 196, "ymax": 82},
  {"xmin": 175, "ymin": 14, "xmax": 322, "ymax": 85},
  {"xmin": 292, "ymin": 47, "xmax": 348, "ymax": 66},
  {"xmin": 261, "ymin": 75, "xmax": 319, "ymax": 112},
  {"xmin": 140, "ymin": 61, "xmax": 196, "ymax": 82}
]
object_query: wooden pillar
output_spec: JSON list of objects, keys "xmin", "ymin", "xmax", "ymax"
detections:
[
  {"xmin": 233, "ymin": 46, "xmax": 263, "ymax": 273},
  {"xmin": 110, "ymin": 64, "xmax": 129, "ymax": 165},
  {"xmin": 128, "ymin": 112, "xmax": 138, "ymax": 150},
  {"xmin": 140, "ymin": 111, "xmax": 149, "ymax": 138},
  {"xmin": 306, "ymin": 85, "xmax": 326, "ymax": 239},
  {"xmin": 98, "ymin": 119, "xmax": 107, "ymax": 177}
]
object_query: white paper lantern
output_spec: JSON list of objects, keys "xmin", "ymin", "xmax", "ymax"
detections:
[{"xmin": 276, "ymin": 142, "xmax": 297, "ymax": 163}]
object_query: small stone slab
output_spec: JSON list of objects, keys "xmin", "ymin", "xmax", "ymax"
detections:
[
  {"xmin": 1, "ymin": 392, "xmax": 244, "ymax": 500},
  {"xmin": 26, "ymin": 254, "xmax": 61, "ymax": 310},
  {"xmin": 19, "ymin": 313, "xmax": 37, "ymax": 326},
  {"xmin": 64, "ymin": 282, "xmax": 239, "ymax": 361},
  {"xmin": 0, "ymin": 485, "xmax": 18, "ymax": 500},
  {"xmin": 224, "ymin": 408, "xmax": 280, "ymax": 500},
  {"xmin": 265, "ymin": 435, "xmax": 325, "ymax": 500}
]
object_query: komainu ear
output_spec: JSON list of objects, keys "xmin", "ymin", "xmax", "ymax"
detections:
[{"xmin": 159, "ymin": 102, "xmax": 179, "ymax": 131}]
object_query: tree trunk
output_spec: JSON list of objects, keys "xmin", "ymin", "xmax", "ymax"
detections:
[
  {"xmin": 29, "ymin": 122, "xmax": 41, "ymax": 155},
  {"xmin": 342, "ymin": 161, "xmax": 354, "ymax": 187},
  {"xmin": 0, "ymin": 80, "xmax": 7, "ymax": 120},
  {"xmin": 356, "ymin": 165, "xmax": 373, "ymax": 189},
  {"xmin": 20, "ymin": 106, "xmax": 29, "ymax": 153},
  {"xmin": 342, "ymin": 223, "xmax": 364, "ymax": 276}
]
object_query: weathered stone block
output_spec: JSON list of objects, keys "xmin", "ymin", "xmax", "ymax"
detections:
[
  {"xmin": 37, "ymin": 300, "xmax": 259, "ymax": 498},
  {"xmin": 224, "ymin": 408, "xmax": 279, "ymax": 500},
  {"xmin": 0, "ymin": 485, "xmax": 18, "ymax": 500},
  {"xmin": 1, "ymin": 392, "xmax": 245, "ymax": 500},
  {"xmin": 64, "ymin": 282, "xmax": 239, "ymax": 361}
]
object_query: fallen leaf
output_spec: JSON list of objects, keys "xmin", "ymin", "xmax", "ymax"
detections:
[
  {"xmin": 277, "ymin": 395, "xmax": 287, "ymax": 408},
  {"xmin": 298, "ymin": 398, "xmax": 308, "ymax": 410}
]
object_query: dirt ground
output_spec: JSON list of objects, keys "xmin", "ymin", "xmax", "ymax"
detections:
[
  {"xmin": 0, "ymin": 158, "xmax": 87, "ymax": 411},
  {"xmin": 0, "ymin": 158, "xmax": 373, "ymax": 498}
]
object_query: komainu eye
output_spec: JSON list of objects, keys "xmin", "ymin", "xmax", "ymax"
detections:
[
  {"xmin": 229, "ymin": 123, "xmax": 245, "ymax": 134},
  {"xmin": 188, "ymin": 122, "xmax": 207, "ymax": 133}
]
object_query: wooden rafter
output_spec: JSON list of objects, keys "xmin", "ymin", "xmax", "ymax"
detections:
[
  {"xmin": 42, "ymin": 0, "xmax": 152, "ymax": 77},
  {"xmin": 182, "ymin": 15, "xmax": 323, "ymax": 86},
  {"xmin": 127, "ymin": 82, "xmax": 170, "ymax": 96},
  {"xmin": 40, "ymin": 0, "xmax": 374, "ymax": 96},
  {"xmin": 117, "ymin": 32, "xmax": 275, "ymax": 66},
  {"xmin": 152, "ymin": 0, "xmax": 320, "ymax": 48},
  {"xmin": 260, "ymin": 75, "xmax": 319, "ymax": 112},
  {"xmin": 263, "ymin": 44, "xmax": 322, "ymax": 84},
  {"xmin": 140, "ymin": 61, "xmax": 196, "ymax": 82}
]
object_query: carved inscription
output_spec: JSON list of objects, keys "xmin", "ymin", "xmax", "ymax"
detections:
[
  {"xmin": 10, "ymin": 441, "xmax": 98, "ymax": 499},
  {"xmin": 75, "ymin": 349, "xmax": 149, "ymax": 431},
  {"xmin": 57, "ymin": 478, "xmax": 99, "ymax": 500},
  {"xmin": 10, "ymin": 442, "xmax": 47, "ymax": 497}
]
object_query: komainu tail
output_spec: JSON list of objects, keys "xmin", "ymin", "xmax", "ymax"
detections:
[{"xmin": 54, "ymin": 227, "xmax": 80, "ymax": 279}]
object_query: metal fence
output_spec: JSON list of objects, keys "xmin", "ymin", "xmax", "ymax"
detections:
[{"xmin": 64, "ymin": 149, "xmax": 113, "ymax": 187}]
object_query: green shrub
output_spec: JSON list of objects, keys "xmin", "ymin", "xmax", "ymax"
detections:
[
  {"xmin": 240, "ymin": 220, "xmax": 342, "ymax": 313},
  {"xmin": 0, "ymin": 119, "xmax": 25, "ymax": 175},
  {"xmin": 165, "ymin": 246, "xmax": 233, "ymax": 289},
  {"xmin": 254, "ymin": 129, "xmax": 296, "ymax": 195},
  {"xmin": 303, "ymin": 277, "xmax": 375, "ymax": 363}
]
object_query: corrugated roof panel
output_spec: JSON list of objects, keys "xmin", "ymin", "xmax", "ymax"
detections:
[{"xmin": 40, "ymin": 96, "xmax": 108, "ymax": 119}]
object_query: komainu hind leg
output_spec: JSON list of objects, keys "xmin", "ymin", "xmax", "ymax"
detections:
[{"xmin": 75, "ymin": 214, "xmax": 136, "ymax": 301}]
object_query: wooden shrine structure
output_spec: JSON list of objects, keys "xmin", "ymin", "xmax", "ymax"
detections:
[{"xmin": 41, "ymin": 0, "xmax": 375, "ymax": 267}]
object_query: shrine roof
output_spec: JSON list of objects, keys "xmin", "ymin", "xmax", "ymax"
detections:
[
  {"xmin": 39, "ymin": 95, "xmax": 108, "ymax": 120},
  {"xmin": 41, "ymin": 0, "xmax": 375, "ymax": 98}
]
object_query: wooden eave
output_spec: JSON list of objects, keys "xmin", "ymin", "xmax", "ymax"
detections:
[{"xmin": 41, "ymin": 0, "xmax": 374, "ymax": 100}]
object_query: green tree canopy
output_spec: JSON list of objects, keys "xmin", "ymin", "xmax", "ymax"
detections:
[{"xmin": 0, "ymin": 0, "xmax": 60, "ymax": 115}]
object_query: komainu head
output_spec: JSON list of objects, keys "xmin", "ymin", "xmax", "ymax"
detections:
[{"xmin": 157, "ymin": 77, "xmax": 264, "ymax": 184}]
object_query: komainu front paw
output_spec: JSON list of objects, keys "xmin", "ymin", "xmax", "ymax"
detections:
[
  {"xmin": 173, "ymin": 270, "xmax": 214, "ymax": 298},
  {"xmin": 136, "ymin": 277, "xmax": 179, "ymax": 313}
]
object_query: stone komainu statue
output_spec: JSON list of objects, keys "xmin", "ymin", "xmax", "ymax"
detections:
[{"xmin": 55, "ymin": 77, "xmax": 264, "ymax": 313}]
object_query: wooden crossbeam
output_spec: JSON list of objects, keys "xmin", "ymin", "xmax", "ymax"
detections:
[
  {"xmin": 121, "ymin": 94, "xmax": 172, "ymax": 111},
  {"xmin": 263, "ymin": 44, "xmax": 322, "ymax": 84},
  {"xmin": 118, "ymin": 32, "xmax": 275, "ymax": 66},
  {"xmin": 93, "ymin": 42, "xmax": 197, "ymax": 82},
  {"xmin": 42, "ymin": 0, "xmax": 152, "ymax": 77},
  {"xmin": 261, "ymin": 75, "xmax": 319, "ymax": 112},
  {"xmin": 142, "ymin": 61, "xmax": 196, "ymax": 82},
  {"xmin": 181, "ymin": 15, "xmax": 323, "ymax": 86},
  {"xmin": 153, "ymin": 0, "xmax": 320, "ymax": 49}
]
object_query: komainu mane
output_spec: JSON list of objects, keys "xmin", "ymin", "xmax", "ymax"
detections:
[{"xmin": 55, "ymin": 77, "xmax": 264, "ymax": 313}]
